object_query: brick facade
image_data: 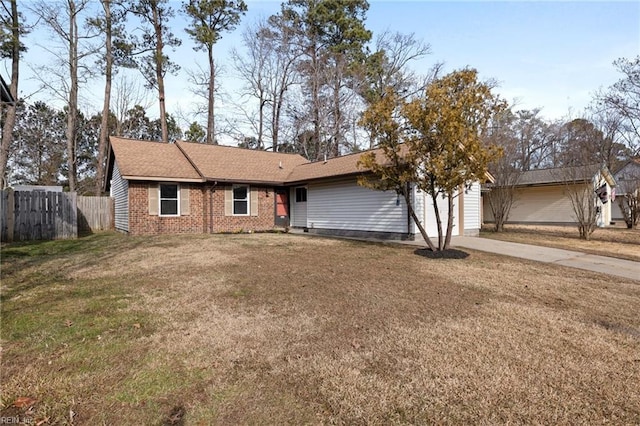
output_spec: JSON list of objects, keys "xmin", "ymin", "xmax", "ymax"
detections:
[{"xmin": 128, "ymin": 181, "xmax": 279, "ymax": 236}]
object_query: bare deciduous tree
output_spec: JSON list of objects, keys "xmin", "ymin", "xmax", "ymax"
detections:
[
  {"xmin": 231, "ymin": 16, "xmax": 300, "ymax": 151},
  {"xmin": 596, "ymin": 56, "xmax": 640, "ymax": 157},
  {"xmin": 512, "ymin": 109, "xmax": 554, "ymax": 171},
  {"xmin": 30, "ymin": 0, "xmax": 99, "ymax": 191},
  {"xmin": 112, "ymin": 74, "xmax": 153, "ymax": 137},
  {"xmin": 484, "ymin": 110, "xmax": 523, "ymax": 232},
  {"xmin": 552, "ymin": 163, "xmax": 608, "ymax": 240},
  {"xmin": 360, "ymin": 30, "xmax": 433, "ymax": 105},
  {"xmin": 615, "ymin": 160, "xmax": 640, "ymax": 228}
]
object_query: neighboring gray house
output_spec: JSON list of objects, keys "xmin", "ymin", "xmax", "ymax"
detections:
[{"xmin": 611, "ymin": 159, "xmax": 640, "ymax": 222}]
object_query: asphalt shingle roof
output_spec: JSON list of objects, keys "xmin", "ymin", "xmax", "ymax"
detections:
[
  {"xmin": 176, "ymin": 141, "xmax": 308, "ymax": 184},
  {"xmin": 517, "ymin": 164, "xmax": 602, "ymax": 186},
  {"xmin": 109, "ymin": 137, "xmax": 391, "ymax": 184},
  {"xmin": 110, "ymin": 137, "xmax": 203, "ymax": 181}
]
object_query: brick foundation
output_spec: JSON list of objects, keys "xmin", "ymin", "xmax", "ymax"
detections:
[{"xmin": 128, "ymin": 182, "xmax": 278, "ymax": 236}]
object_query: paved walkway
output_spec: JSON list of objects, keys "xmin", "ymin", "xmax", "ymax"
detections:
[{"xmin": 449, "ymin": 236, "xmax": 640, "ymax": 282}]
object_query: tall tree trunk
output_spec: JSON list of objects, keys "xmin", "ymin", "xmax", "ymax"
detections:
[
  {"xmin": 272, "ymin": 76, "xmax": 288, "ymax": 152},
  {"xmin": 95, "ymin": 0, "xmax": 112, "ymax": 195},
  {"xmin": 207, "ymin": 45, "xmax": 216, "ymax": 144},
  {"xmin": 402, "ymin": 188, "xmax": 437, "ymax": 252},
  {"xmin": 66, "ymin": 0, "xmax": 79, "ymax": 192},
  {"xmin": 0, "ymin": 0, "xmax": 20, "ymax": 188},
  {"xmin": 444, "ymin": 190, "xmax": 455, "ymax": 250},
  {"xmin": 332, "ymin": 77, "xmax": 341, "ymax": 157},
  {"xmin": 152, "ymin": 5, "xmax": 168, "ymax": 143},
  {"xmin": 429, "ymin": 184, "xmax": 444, "ymax": 250},
  {"xmin": 258, "ymin": 96, "xmax": 265, "ymax": 149},
  {"xmin": 271, "ymin": 97, "xmax": 279, "ymax": 152},
  {"xmin": 310, "ymin": 44, "xmax": 321, "ymax": 160},
  {"xmin": 331, "ymin": 55, "xmax": 346, "ymax": 158}
]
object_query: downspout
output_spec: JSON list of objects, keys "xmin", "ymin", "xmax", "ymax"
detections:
[
  {"xmin": 209, "ymin": 181, "xmax": 217, "ymax": 234},
  {"xmin": 202, "ymin": 185, "xmax": 207, "ymax": 233},
  {"xmin": 174, "ymin": 142, "xmax": 208, "ymax": 233},
  {"xmin": 406, "ymin": 182, "xmax": 412, "ymax": 239}
]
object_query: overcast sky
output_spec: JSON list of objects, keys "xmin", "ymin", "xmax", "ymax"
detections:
[{"xmin": 8, "ymin": 0, "xmax": 640, "ymax": 132}]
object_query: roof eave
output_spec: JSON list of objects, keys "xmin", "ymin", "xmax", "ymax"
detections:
[
  {"xmin": 515, "ymin": 179, "xmax": 591, "ymax": 187},
  {"xmin": 205, "ymin": 178, "xmax": 287, "ymax": 186},
  {"xmin": 121, "ymin": 175, "xmax": 206, "ymax": 183},
  {"xmin": 285, "ymin": 171, "xmax": 367, "ymax": 186},
  {"xmin": 104, "ymin": 145, "xmax": 115, "ymax": 192}
]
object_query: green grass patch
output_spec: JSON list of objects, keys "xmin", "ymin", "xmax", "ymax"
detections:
[{"xmin": 1, "ymin": 233, "xmax": 162, "ymax": 423}]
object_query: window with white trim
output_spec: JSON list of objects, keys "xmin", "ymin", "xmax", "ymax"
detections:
[
  {"xmin": 160, "ymin": 183, "xmax": 179, "ymax": 216},
  {"xmin": 233, "ymin": 185, "xmax": 249, "ymax": 215}
]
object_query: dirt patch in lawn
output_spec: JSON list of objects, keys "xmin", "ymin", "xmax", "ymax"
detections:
[
  {"xmin": 2, "ymin": 232, "xmax": 639, "ymax": 424},
  {"xmin": 482, "ymin": 224, "xmax": 640, "ymax": 262}
]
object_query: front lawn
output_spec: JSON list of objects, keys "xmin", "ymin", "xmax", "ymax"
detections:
[{"xmin": 1, "ymin": 232, "xmax": 639, "ymax": 424}]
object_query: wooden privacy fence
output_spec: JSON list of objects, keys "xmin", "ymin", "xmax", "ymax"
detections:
[
  {"xmin": 77, "ymin": 195, "xmax": 114, "ymax": 233},
  {"xmin": 0, "ymin": 190, "xmax": 114, "ymax": 242}
]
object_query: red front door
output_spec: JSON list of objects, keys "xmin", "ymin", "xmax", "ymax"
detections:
[{"xmin": 275, "ymin": 189, "xmax": 289, "ymax": 227}]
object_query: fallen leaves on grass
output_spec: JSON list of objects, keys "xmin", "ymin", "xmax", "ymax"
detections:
[{"xmin": 13, "ymin": 396, "xmax": 36, "ymax": 408}]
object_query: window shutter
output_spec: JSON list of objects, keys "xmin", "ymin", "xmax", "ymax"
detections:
[
  {"xmin": 224, "ymin": 187, "xmax": 232, "ymax": 216},
  {"xmin": 180, "ymin": 185, "xmax": 190, "ymax": 215},
  {"xmin": 148, "ymin": 184, "xmax": 158, "ymax": 215},
  {"xmin": 250, "ymin": 187, "xmax": 259, "ymax": 216}
]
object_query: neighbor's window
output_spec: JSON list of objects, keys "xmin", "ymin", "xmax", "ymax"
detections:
[
  {"xmin": 233, "ymin": 185, "xmax": 249, "ymax": 215},
  {"xmin": 160, "ymin": 184, "xmax": 179, "ymax": 216},
  {"xmin": 295, "ymin": 187, "xmax": 307, "ymax": 202}
]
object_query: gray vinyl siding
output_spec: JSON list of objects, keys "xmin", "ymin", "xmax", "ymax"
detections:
[
  {"xmin": 290, "ymin": 186, "xmax": 308, "ymax": 227},
  {"xmin": 611, "ymin": 199, "xmax": 624, "ymax": 220},
  {"xmin": 307, "ymin": 179, "xmax": 408, "ymax": 234},
  {"xmin": 411, "ymin": 186, "xmax": 423, "ymax": 235},
  {"xmin": 463, "ymin": 182, "xmax": 481, "ymax": 232},
  {"xmin": 111, "ymin": 161, "xmax": 129, "ymax": 232},
  {"xmin": 424, "ymin": 189, "xmax": 459, "ymax": 237}
]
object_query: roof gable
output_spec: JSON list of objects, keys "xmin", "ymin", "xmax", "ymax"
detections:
[
  {"xmin": 285, "ymin": 146, "xmax": 409, "ymax": 183},
  {"xmin": 109, "ymin": 137, "xmax": 203, "ymax": 182},
  {"xmin": 614, "ymin": 159, "xmax": 640, "ymax": 178}
]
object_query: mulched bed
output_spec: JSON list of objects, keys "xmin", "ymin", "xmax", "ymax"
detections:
[{"xmin": 414, "ymin": 248, "xmax": 470, "ymax": 259}]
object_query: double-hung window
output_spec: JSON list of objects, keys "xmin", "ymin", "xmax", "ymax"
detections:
[
  {"xmin": 233, "ymin": 185, "xmax": 249, "ymax": 215},
  {"xmin": 159, "ymin": 183, "xmax": 179, "ymax": 216}
]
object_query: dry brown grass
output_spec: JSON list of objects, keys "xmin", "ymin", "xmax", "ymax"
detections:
[
  {"xmin": 2, "ymin": 232, "xmax": 639, "ymax": 424},
  {"xmin": 482, "ymin": 224, "xmax": 640, "ymax": 262}
]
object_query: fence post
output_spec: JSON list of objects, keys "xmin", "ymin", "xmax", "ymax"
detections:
[{"xmin": 0, "ymin": 189, "xmax": 14, "ymax": 243}]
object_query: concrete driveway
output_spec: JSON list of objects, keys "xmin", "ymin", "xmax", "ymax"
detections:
[{"xmin": 451, "ymin": 236, "xmax": 640, "ymax": 282}]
